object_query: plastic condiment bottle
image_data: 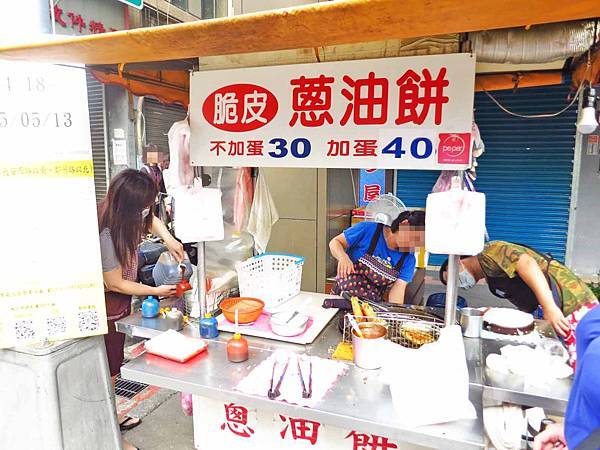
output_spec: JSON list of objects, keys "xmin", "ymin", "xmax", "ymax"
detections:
[
  {"xmin": 227, "ymin": 333, "xmax": 249, "ymax": 362},
  {"xmin": 141, "ymin": 296, "xmax": 160, "ymax": 318},
  {"xmin": 199, "ymin": 313, "xmax": 219, "ymax": 339}
]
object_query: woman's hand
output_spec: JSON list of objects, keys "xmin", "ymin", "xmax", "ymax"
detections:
[
  {"xmin": 154, "ymin": 284, "xmax": 177, "ymax": 298},
  {"xmin": 337, "ymin": 255, "xmax": 355, "ymax": 279},
  {"xmin": 165, "ymin": 236, "xmax": 185, "ymax": 262},
  {"xmin": 533, "ymin": 423, "xmax": 566, "ymax": 450},
  {"xmin": 544, "ymin": 304, "xmax": 571, "ymax": 338}
]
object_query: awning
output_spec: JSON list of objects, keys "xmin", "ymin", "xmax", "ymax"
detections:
[
  {"xmin": 0, "ymin": 0, "xmax": 599, "ymax": 65},
  {"xmin": 89, "ymin": 60, "xmax": 195, "ymax": 107},
  {"xmin": 475, "ymin": 71, "xmax": 564, "ymax": 92}
]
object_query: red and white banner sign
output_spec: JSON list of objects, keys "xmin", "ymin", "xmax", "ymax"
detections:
[{"xmin": 190, "ymin": 54, "xmax": 475, "ymax": 170}]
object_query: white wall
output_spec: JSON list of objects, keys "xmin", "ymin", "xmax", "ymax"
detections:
[{"xmin": 570, "ymin": 123, "xmax": 600, "ymax": 278}]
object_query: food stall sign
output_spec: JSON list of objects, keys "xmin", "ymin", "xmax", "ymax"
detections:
[
  {"xmin": 190, "ymin": 53, "xmax": 475, "ymax": 170},
  {"xmin": 0, "ymin": 61, "xmax": 107, "ymax": 348}
]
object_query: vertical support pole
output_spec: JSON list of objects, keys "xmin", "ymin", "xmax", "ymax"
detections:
[
  {"xmin": 197, "ymin": 241, "xmax": 207, "ymax": 317},
  {"xmin": 445, "ymin": 255, "xmax": 460, "ymax": 326},
  {"xmin": 444, "ymin": 170, "xmax": 464, "ymax": 327}
]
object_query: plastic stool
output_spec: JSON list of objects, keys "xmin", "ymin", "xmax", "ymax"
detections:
[{"xmin": 0, "ymin": 336, "xmax": 122, "ymax": 450}]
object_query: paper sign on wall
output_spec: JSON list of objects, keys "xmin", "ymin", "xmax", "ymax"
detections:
[
  {"xmin": 0, "ymin": 61, "xmax": 107, "ymax": 348},
  {"xmin": 112, "ymin": 138, "xmax": 128, "ymax": 165},
  {"xmin": 587, "ymin": 134, "xmax": 599, "ymax": 156},
  {"xmin": 190, "ymin": 53, "xmax": 476, "ymax": 170}
]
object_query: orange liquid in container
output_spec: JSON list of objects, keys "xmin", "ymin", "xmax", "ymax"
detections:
[{"xmin": 227, "ymin": 333, "xmax": 249, "ymax": 363}]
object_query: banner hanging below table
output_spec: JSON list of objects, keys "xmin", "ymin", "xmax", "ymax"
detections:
[{"xmin": 190, "ymin": 53, "xmax": 475, "ymax": 170}]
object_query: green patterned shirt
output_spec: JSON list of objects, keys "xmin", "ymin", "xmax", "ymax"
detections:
[{"xmin": 478, "ymin": 241, "xmax": 596, "ymax": 315}]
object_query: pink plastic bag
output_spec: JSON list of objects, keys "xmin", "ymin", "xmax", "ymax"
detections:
[{"xmin": 180, "ymin": 392, "xmax": 193, "ymax": 416}]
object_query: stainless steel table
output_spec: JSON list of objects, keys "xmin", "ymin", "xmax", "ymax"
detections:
[
  {"xmin": 117, "ymin": 308, "xmax": 572, "ymax": 448},
  {"xmin": 480, "ymin": 322, "xmax": 571, "ymax": 414},
  {"xmin": 119, "ymin": 312, "xmax": 485, "ymax": 450}
]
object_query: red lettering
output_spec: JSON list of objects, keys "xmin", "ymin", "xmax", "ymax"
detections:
[
  {"xmin": 341, "ymin": 72, "xmax": 389, "ymax": 126},
  {"xmin": 396, "ymin": 68, "xmax": 449, "ymax": 126},
  {"xmin": 289, "ymin": 75, "xmax": 335, "ymax": 127}
]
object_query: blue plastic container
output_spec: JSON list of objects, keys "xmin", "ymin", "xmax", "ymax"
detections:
[
  {"xmin": 199, "ymin": 314, "xmax": 219, "ymax": 339},
  {"xmin": 426, "ymin": 293, "xmax": 467, "ymax": 309},
  {"xmin": 141, "ymin": 296, "xmax": 160, "ymax": 318}
]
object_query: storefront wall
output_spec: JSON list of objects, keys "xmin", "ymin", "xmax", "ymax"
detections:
[{"xmin": 568, "ymin": 99, "xmax": 600, "ymax": 278}]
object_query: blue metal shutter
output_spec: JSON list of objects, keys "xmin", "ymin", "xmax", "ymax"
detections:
[{"xmin": 396, "ymin": 83, "xmax": 576, "ymax": 265}]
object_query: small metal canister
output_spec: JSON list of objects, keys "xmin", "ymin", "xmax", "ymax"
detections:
[
  {"xmin": 352, "ymin": 322, "xmax": 388, "ymax": 369},
  {"xmin": 165, "ymin": 308, "xmax": 184, "ymax": 331},
  {"xmin": 460, "ymin": 308, "xmax": 484, "ymax": 338}
]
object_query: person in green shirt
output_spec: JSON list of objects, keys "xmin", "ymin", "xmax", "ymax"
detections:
[{"xmin": 440, "ymin": 241, "xmax": 598, "ymax": 368}]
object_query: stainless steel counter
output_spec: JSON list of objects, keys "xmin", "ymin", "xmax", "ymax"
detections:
[
  {"xmin": 118, "ymin": 308, "xmax": 572, "ymax": 449},
  {"xmin": 480, "ymin": 322, "xmax": 571, "ymax": 414},
  {"xmin": 119, "ymin": 312, "xmax": 484, "ymax": 450}
]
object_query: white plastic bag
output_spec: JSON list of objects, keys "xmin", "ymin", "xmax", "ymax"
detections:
[
  {"xmin": 381, "ymin": 325, "xmax": 477, "ymax": 428},
  {"xmin": 425, "ymin": 184, "xmax": 486, "ymax": 255},
  {"xmin": 247, "ymin": 171, "xmax": 279, "ymax": 253},
  {"xmin": 167, "ymin": 119, "xmax": 194, "ymax": 192},
  {"xmin": 173, "ymin": 187, "xmax": 224, "ymax": 243}
]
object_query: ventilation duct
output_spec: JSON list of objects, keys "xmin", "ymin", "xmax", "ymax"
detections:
[{"xmin": 471, "ymin": 21, "xmax": 597, "ymax": 64}]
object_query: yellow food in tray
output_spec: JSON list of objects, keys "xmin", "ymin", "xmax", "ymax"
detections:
[
  {"xmin": 351, "ymin": 296, "xmax": 364, "ymax": 322},
  {"xmin": 400, "ymin": 324, "xmax": 436, "ymax": 348},
  {"xmin": 361, "ymin": 302, "xmax": 376, "ymax": 319},
  {"xmin": 332, "ymin": 342, "xmax": 353, "ymax": 361}
]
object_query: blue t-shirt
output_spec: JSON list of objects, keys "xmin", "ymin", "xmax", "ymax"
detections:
[
  {"xmin": 565, "ymin": 305, "xmax": 600, "ymax": 449},
  {"xmin": 343, "ymin": 221, "xmax": 416, "ymax": 283}
]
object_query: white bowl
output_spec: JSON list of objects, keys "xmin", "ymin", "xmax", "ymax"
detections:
[{"xmin": 269, "ymin": 311, "xmax": 310, "ymax": 337}]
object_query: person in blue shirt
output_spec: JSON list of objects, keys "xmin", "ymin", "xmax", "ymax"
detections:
[
  {"xmin": 329, "ymin": 210, "xmax": 425, "ymax": 304},
  {"xmin": 534, "ymin": 305, "xmax": 600, "ymax": 450}
]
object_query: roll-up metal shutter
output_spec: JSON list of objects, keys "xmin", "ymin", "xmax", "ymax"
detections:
[
  {"xmin": 142, "ymin": 98, "xmax": 187, "ymax": 153},
  {"xmin": 86, "ymin": 72, "xmax": 108, "ymax": 202},
  {"xmin": 396, "ymin": 82, "xmax": 576, "ymax": 265}
]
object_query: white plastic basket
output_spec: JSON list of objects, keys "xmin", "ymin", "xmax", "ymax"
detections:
[{"xmin": 236, "ymin": 253, "xmax": 304, "ymax": 310}]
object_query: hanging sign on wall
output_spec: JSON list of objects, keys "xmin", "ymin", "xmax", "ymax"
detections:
[
  {"xmin": 190, "ymin": 53, "xmax": 475, "ymax": 170},
  {"xmin": 0, "ymin": 61, "xmax": 107, "ymax": 348}
]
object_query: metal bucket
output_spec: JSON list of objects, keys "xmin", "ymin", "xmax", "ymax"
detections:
[
  {"xmin": 460, "ymin": 307, "xmax": 484, "ymax": 338},
  {"xmin": 352, "ymin": 322, "xmax": 387, "ymax": 369}
]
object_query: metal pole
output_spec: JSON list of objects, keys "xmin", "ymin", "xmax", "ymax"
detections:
[
  {"xmin": 444, "ymin": 170, "xmax": 465, "ymax": 327},
  {"xmin": 445, "ymin": 254, "xmax": 460, "ymax": 326},
  {"xmin": 197, "ymin": 241, "xmax": 207, "ymax": 317}
]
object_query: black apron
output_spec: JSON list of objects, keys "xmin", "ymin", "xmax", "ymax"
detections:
[
  {"xmin": 485, "ymin": 243, "xmax": 559, "ymax": 313},
  {"xmin": 332, "ymin": 223, "xmax": 408, "ymax": 303}
]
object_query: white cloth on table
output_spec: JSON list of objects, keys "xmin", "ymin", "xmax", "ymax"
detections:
[{"xmin": 235, "ymin": 350, "xmax": 347, "ymax": 408}]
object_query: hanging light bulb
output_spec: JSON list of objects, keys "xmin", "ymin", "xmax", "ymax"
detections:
[{"xmin": 577, "ymin": 87, "xmax": 598, "ymax": 135}]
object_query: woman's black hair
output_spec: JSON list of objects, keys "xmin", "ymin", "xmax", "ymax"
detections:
[
  {"xmin": 390, "ymin": 210, "xmax": 426, "ymax": 232},
  {"xmin": 439, "ymin": 255, "xmax": 472, "ymax": 285}
]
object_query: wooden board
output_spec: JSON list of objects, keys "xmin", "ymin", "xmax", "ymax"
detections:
[
  {"xmin": 1, "ymin": 0, "xmax": 599, "ymax": 64},
  {"xmin": 217, "ymin": 291, "xmax": 338, "ymax": 344}
]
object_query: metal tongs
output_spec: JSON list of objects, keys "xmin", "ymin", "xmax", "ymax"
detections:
[
  {"xmin": 297, "ymin": 357, "xmax": 313, "ymax": 399},
  {"xmin": 268, "ymin": 357, "xmax": 290, "ymax": 399}
]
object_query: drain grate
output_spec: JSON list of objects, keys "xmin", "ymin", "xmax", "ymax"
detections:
[{"xmin": 115, "ymin": 375, "xmax": 148, "ymax": 399}]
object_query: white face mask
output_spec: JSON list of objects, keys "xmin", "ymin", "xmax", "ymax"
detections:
[{"xmin": 458, "ymin": 268, "xmax": 476, "ymax": 290}]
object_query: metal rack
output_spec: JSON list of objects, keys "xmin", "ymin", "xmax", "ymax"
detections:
[{"xmin": 342, "ymin": 312, "xmax": 444, "ymax": 349}]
